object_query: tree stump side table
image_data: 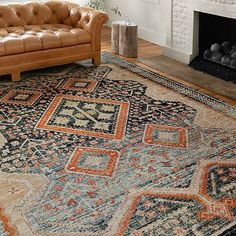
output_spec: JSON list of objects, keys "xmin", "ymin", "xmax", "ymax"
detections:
[{"xmin": 111, "ymin": 21, "xmax": 138, "ymax": 58}]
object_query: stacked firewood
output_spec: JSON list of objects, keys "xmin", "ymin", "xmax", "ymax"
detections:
[{"xmin": 204, "ymin": 42, "xmax": 236, "ymax": 69}]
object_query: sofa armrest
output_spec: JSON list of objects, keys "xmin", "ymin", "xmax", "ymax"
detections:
[{"xmin": 77, "ymin": 7, "xmax": 109, "ymax": 51}]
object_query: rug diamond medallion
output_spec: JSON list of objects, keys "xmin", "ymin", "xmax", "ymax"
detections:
[
  {"xmin": 63, "ymin": 77, "xmax": 98, "ymax": 92},
  {"xmin": 66, "ymin": 147, "xmax": 120, "ymax": 177},
  {"xmin": 0, "ymin": 89, "xmax": 42, "ymax": 106},
  {"xmin": 143, "ymin": 124, "xmax": 188, "ymax": 148},
  {"xmin": 36, "ymin": 95, "xmax": 129, "ymax": 140}
]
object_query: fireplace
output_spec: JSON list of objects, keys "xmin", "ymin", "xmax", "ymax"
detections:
[
  {"xmin": 163, "ymin": 0, "xmax": 236, "ymax": 82},
  {"xmin": 198, "ymin": 13, "xmax": 236, "ymax": 56},
  {"xmin": 189, "ymin": 12, "xmax": 236, "ymax": 82}
]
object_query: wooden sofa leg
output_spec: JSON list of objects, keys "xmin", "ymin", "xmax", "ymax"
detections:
[
  {"xmin": 92, "ymin": 55, "xmax": 101, "ymax": 66},
  {"xmin": 11, "ymin": 72, "xmax": 21, "ymax": 81}
]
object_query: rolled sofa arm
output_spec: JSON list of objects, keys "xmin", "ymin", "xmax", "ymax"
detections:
[
  {"xmin": 78, "ymin": 7, "xmax": 109, "ymax": 33},
  {"xmin": 77, "ymin": 7, "xmax": 109, "ymax": 51}
]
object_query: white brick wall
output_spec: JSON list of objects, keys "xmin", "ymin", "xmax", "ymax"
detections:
[
  {"xmin": 172, "ymin": 0, "xmax": 188, "ymax": 50},
  {"xmin": 208, "ymin": 0, "xmax": 236, "ymax": 3},
  {"xmin": 164, "ymin": 0, "xmax": 236, "ymax": 63}
]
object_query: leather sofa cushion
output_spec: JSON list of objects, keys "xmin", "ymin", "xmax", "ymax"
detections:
[
  {"xmin": 0, "ymin": 1, "xmax": 82, "ymax": 28},
  {"xmin": 0, "ymin": 24, "xmax": 91, "ymax": 56}
]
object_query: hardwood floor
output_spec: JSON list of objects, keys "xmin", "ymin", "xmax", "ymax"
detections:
[{"xmin": 101, "ymin": 26, "xmax": 236, "ymax": 105}]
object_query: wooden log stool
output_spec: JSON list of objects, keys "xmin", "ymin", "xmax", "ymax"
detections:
[{"xmin": 112, "ymin": 21, "xmax": 138, "ymax": 58}]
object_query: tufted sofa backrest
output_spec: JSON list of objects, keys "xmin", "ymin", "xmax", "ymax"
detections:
[{"xmin": 0, "ymin": 1, "xmax": 86, "ymax": 28}]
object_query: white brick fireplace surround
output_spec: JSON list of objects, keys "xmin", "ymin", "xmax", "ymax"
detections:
[{"xmin": 163, "ymin": 0, "xmax": 236, "ymax": 64}]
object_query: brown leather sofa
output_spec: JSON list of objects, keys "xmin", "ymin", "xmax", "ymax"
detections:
[{"xmin": 0, "ymin": 0, "xmax": 109, "ymax": 81}]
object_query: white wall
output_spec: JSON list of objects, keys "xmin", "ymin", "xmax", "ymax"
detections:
[
  {"xmin": 75, "ymin": 0, "xmax": 89, "ymax": 5},
  {"xmin": 105, "ymin": 0, "xmax": 166, "ymax": 45}
]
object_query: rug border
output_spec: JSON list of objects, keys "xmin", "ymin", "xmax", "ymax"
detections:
[{"xmin": 101, "ymin": 52, "xmax": 236, "ymax": 118}]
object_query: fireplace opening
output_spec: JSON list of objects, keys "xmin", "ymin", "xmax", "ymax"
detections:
[{"xmin": 189, "ymin": 12, "xmax": 236, "ymax": 83}]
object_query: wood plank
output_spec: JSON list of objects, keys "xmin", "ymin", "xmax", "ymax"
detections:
[
  {"xmin": 118, "ymin": 23, "xmax": 138, "ymax": 58},
  {"xmin": 111, "ymin": 22, "xmax": 119, "ymax": 54}
]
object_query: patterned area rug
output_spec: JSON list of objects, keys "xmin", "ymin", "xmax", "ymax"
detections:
[{"xmin": 0, "ymin": 52, "xmax": 235, "ymax": 236}]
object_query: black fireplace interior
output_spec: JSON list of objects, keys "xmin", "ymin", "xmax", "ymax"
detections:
[{"xmin": 189, "ymin": 12, "xmax": 236, "ymax": 83}]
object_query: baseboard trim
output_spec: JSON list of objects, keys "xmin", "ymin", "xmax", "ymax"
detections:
[
  {"xmin": 163, "ymin": 46, "xmax": 191, "ymax": 64},
  {"xmin": 138, "ymin": 26, "xmax": 165, "ymax": 46}
]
